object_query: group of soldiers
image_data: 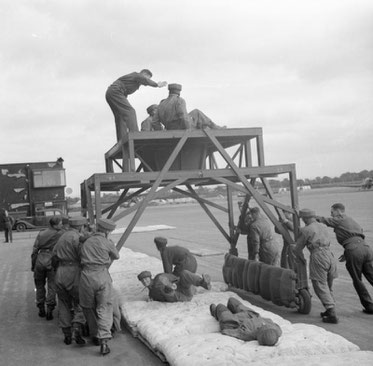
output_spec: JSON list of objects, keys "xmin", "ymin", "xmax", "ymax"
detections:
[
  {"xmin": 137, "ymin": 236, "xmax": 282, "ymax": 346},
  {"xmin": 105, "ymin": 69, "xmax": 225, "ymax": 142},
  {"xmin": 239, "ymin": 203, "xmax": 373, "ymax": 324},
  {"xmin": 31, "ymin": 215, "xmax": 119, "ymax": 356}
]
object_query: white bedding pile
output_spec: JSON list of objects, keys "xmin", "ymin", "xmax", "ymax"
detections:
[{"xmin": 111, "ymin": 248, "xmax": 373, "ymax": 366}]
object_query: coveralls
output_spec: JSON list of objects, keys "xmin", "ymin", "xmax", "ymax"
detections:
[
  {"xmin": 53, "ymin": 228, "xmax": 86, "ymax": 337},
  {"xmin": 294, "ymin": 221, "xmax": 338, "ymax": 310},
  {"xmin": 211, "ymin": 297, "xmax": 282, "ymax": 342},
  {"xmin": 105, "ymin": 72, "xmax": 158, "ymax": 141},
  {"xmin": 318, "ymin": 214, "xmax": 373, "ymax": 312},
  {"xmin": 160, "ymin": 245, "xmax": 197, "ymax": 276},
  {"xmin": 247, "ymin": 215, "xmax": 281, "ymax": 266},
  {"xmin": 79, "ymin": 233, "xmax": 119, "ymax": 340},
  {"xmin": 148, "ymin": 270, "xmax": 205, "ymax": 302},
  {"xmin": 31, "ymin": 226, "xmax": 63, "ymax": 312}
]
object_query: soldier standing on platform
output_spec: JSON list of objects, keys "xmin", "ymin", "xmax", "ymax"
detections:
[
  {"xmin": 31, "ymin": 216, "xmax": 64, "ymax": 320},
  {"xmin": 154, "ymin": 236, "xmax": 198, "ymax": 276},
  {"xmin": 53, "ymin": 216, "xmax": 88, "ymax": 346},
  {"xmin": 79, "ymin": 218, "xmax": 119, "ymax": 356},
  {"xmin": 105, "ymin": 69, "xmax": 167, "ymax": 141}
]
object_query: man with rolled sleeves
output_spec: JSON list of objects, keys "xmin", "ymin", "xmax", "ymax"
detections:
[
  {"xmin": 79, "ymin": 218, "xmax": 119, "ymax": 356},
  {"xmin": 140, "ymin": 104, "xmax": 163, "ymax": 131},
  {"xmin": 245, "ymin": 207, "xmax": 281, "ymax": 266},
  {"xmin": 154, "ymin": 236, "xmax": 197, "ymax": 276},
  {"xmin": 317, "ymin": 203, "xmax": 373, "ymax": 314},
  {"xmin": 105, "ymin": 69, "xmax": 167, "ymax": 141},
  {"xmin": 53, "ymin": 216, "xmax": 88, "ymax": 345},
  {"xmin": 293, "ymin": 209, "xmax": 339, "ymax": 323},
  {"xmin": 31, "ymin": 216, "xmax": 64, "ymax": 320},
  {"xmin": 153, "ymin": 83, "xmax": 224, "ymax": 130}
]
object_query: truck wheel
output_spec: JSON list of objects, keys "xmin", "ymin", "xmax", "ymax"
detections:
[
  {"xmin": 296, "ymin": 288, "xmax": 312, "ymax": 314},
  {"xmin": 16, "ymin": 223, "xmax": 27, "ymax": 232}
]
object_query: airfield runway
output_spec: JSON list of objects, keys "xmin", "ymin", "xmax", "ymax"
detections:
[{"xmin": 0, "ymin": 187, "xmax": 372, "ymax": 365}]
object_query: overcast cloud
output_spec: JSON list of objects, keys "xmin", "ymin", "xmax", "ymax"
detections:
[{"xmin": 1, "ymin": 0, "xmax": 372, "ymax": 195}]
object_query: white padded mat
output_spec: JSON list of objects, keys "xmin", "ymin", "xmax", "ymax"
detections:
[{"xmin": 110, "ymin": 248, "xmax": 373, "ymax": 366}]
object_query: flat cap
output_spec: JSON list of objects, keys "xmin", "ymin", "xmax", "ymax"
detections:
[
  {"xmin": 137, "ymin": 270, "xmax": 152, "ymax": 281},
  {"xmin": 168, "ymin": 83, "xmax": 182, "ymax": 92},
  {"xmin": 146, "ymin": 104, "xmax": 158, "ymax": 114},
  {"xmin": 299, "ymin": 208, "xmax": 316, "ymax": 218},
  {"xmin": 97, "ymin": 218, "xmax": 116, "ymax": 231},
  {"xmin": 154, "ymin": 236, "xmax": 168, "ymax": 250},
  {"xmin": 69, "ymin": 216, "xmax": 87, "ymax": 226}
]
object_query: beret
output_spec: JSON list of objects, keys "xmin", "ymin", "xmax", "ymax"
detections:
[
  {"xmin": 154, "ymin": 236, "xmax": 168, "ymax": 249},
  {"xmin": 68, "ymin": 216, "xmax": 87, "ymax": 226},
  {"xmin": 146, "ymin": 104, "xmax": 158, "ymax": 114},
  {"xmin": 97, "ymin": 218, "xmax": 116, "ymax": 231},
  {"xmin": 168, "ymin": 83, "xmax": 182, "ymax": 91},
  {"xmin": 299, "ymin": 208, "xmax": 316, "ymax": 218},
  {"xmin": 137, "ymin": 271, "xmax": 152, "ymax": 281}
]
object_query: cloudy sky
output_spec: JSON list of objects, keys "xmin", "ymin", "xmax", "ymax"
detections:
[{"xmin": 1, "ymin": 0, "xmax": 372, "ymax": 196}]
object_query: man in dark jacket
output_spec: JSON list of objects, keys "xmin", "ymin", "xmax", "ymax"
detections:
[
  {"xmin": 138, "ymin": 269, "xmax": 211, "ymax": 302},
  {"xmin": 154, "ymin": 236, "xmax": 197, "ymax": 276},
  {"xmin": 105, "ymin": 69, "xmax": 167, "ymax": 141},
  {"xmin": 317, "ymin": 203, "xmax": 373, "ymax": 314},
  {"xmin": 31, "ymin": 216, "xmax": 64, "ymax": 320}
]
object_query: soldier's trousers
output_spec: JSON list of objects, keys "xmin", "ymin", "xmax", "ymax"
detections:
[{"xmin": 34, "ymin": 266, "xmax": 56, "ymax": 309}]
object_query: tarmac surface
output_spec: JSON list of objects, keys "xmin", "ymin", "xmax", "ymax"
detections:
[{"xmin": 1, "ymin": 198, "xmax": 373, "ymax": 365}]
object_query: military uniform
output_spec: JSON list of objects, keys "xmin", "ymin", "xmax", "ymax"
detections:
[
  {"xmin": 31, "ymin": 226, "xmax": 63, "ymax": 317},
  {"xmin": 318, "ymin": 213, "xmax": 373, "ymax": 312},
  {"xmin": 53, "ymin": 221, "xmax": 86, "ymax": 343},
  {"xmin": 210, "ymin": 297, "xmax": 282, "ymax": 345},
  {"xmin": 143, "ymin": 270, "xmax": 210, "ymax": 302},
  {"xmin": 105, "ymin": 71, "xmax": 159, "ymax": 141},
  {"xmin": 247, "ymin": 215, "xmax": 281, "ymax": 266},
  {"xmin": 160, "ymin": 245, "xmax": 198, "ymax": 276},
  {"xmin": 79, "ymin": 230, "xmax": 119, "ymax": 341},
  {"xmin": 295, "ymin": 220, "xmax": 338, "ymax": 310}
]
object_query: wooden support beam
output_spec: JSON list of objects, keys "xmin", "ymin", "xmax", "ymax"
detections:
[
  {"xmin": 115, "ymin": 131, "xmax": 189, "ymax": 252},
  {"xmin": 185, "ymin": 184, "xmax": 231, "ymax": 242}
]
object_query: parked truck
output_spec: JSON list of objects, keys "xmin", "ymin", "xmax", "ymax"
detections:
[{"xmin": 0, "ymin": 158, "xmax": 68, "ymax": 231}]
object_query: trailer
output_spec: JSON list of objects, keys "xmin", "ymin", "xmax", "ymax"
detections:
[
  {"xmin": 80, "ymin": 127, "xmax": 311, "ymax": 313},
  {"xmin": 0, "ymin": 158, "xmax": 68, "ymax": 230}
]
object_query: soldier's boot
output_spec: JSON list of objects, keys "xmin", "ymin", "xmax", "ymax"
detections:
[
  {"xmin": 200, "ymin": 274, "xmax": 212, "ymax": 290},
  {"xmin": 209, "ymin": 304, "xmax": 217, "ymax": 319},
  {"xmin": 37, "ymin": 303, "xmax": 46, "ymax": 318},
  {"xmin": 322, "ymin": 307, "xmax": 339, "ymax": 324},
  {"xmin": 46, "ymin": 306, "xmax": 54, "ymax": 321},
  {"xmin": 72, "ymin": 323, "xmax": 86, "ymax": 345},
  {"xmin": 100, "ymin": 339, "xmax": 110, "ymax": 356},
  {"xmin": 62, "ymin": 327, "xmax": 72, "ymax": 345}
]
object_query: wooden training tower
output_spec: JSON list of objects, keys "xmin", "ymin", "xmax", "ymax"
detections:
[{"xmin": 80, "ymin": 128, "xmax": 300, "ymax": 255}]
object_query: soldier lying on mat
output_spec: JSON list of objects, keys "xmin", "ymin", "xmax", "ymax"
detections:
[
  {"xmin": 210, "ymin": 297, "xmax": 282, "ymax": 346},
  {"xmin": 137, "ymin": 270, "xmax": 211, "ymax": 302}
]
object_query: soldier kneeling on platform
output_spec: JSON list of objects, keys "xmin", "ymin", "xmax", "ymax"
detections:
[{"xmin": 138, "ymin": 269, "xmax": 211, "ymax": 302}]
